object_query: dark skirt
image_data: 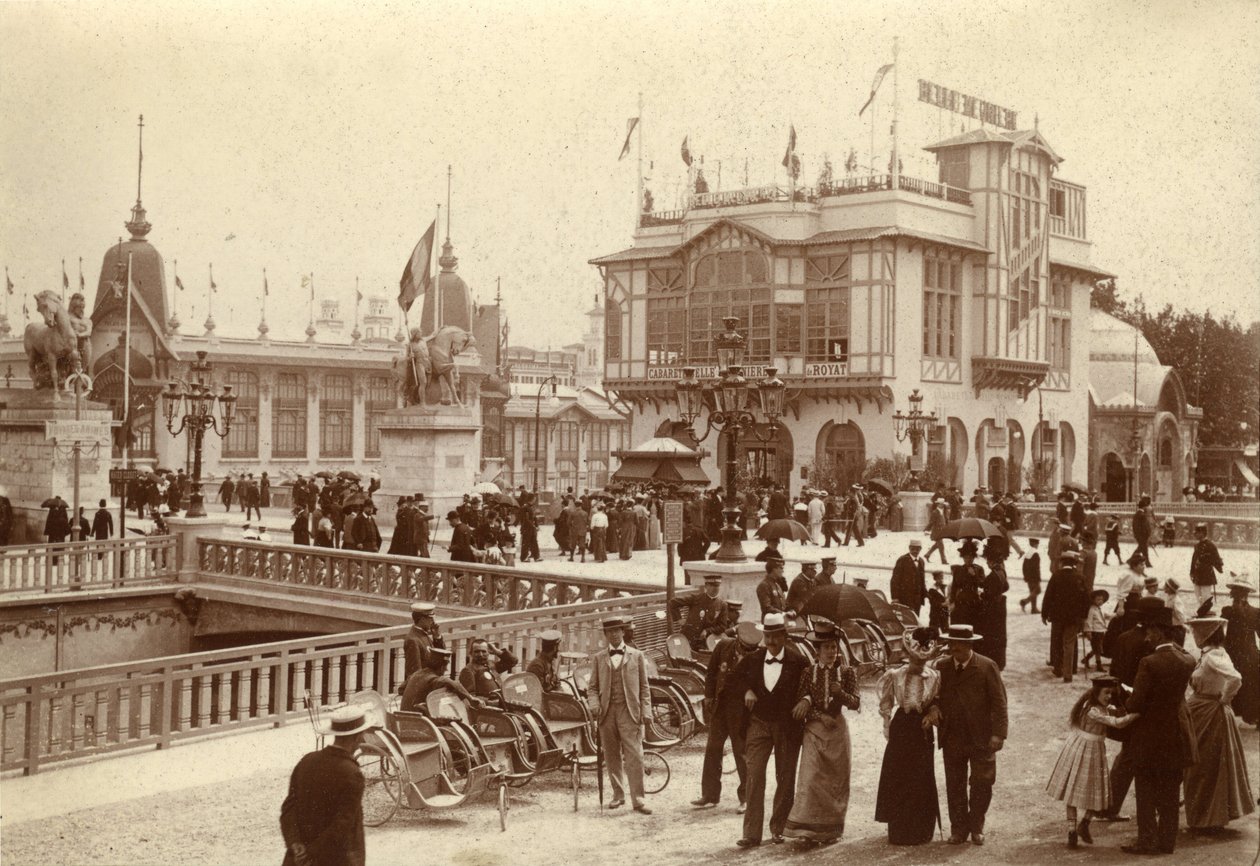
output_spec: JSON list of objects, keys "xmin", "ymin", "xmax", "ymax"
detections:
[{"xmin": 875, "ymin": 708, "xmax": 939, "ymax": 845}]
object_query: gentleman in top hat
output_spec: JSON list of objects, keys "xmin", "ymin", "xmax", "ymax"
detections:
[
  {"xmin": 785, "ymin": 561, "xmax": 821, "ymax": 620},
  {"xmin": 927, "ymin": 624, "xmax": 1008, "ymax": 846},
  {"xmin": 1189, "ymin": 523, "xmax": 1224, "ymax": 605},
  {"xmin": 1042, "ymin": 549, "xmax": 1089, "ymax": 681},
  {"xmin": 1121, "ymin": 607, "xmax": 1197, "ymax": 855},
  {"xmin": 280, "ymin": 705, "xmax": 369, "ymax": 866},
  {"xmin": 756, "ymin": 559, "xmax": 788, "ymax": 618},
  {"xmin": 693, "ymin": 620, "xmax": 762, "ymax": 811},
  {"xmin": 402, "ymin": 602, "xmax": 445, "ymax": 682},
  {"xmin": 401, "ymin": 646, "xmax": 483, "ymax": 712},
  {"xmin": 734, "ymin": 612, "xmax": 808, "ymax": 847},
  {"xmin": 447, "ymin": 510, "xmax": 478, "ymax": 562},
  {"xmin": 669, "ymin": 574, "xmax": 730, "ymax": 650},
  {"xmin": 526, "ymin": 629, "xmax": 564, "ymax": 692},
  {"xmin": 458, "ymin": 637, "xmax": 519, "ymax": 699},
  {"xmin": 1222, "ymin": 574, "xmax": 1259, "ymax": 725},
  {"xmin": 891, "ymin": 539, "xmax": 927, "ymax": 614},
  {"xmin": 586, "ymin": 616, "xmax": 653, "ymax": 814}
]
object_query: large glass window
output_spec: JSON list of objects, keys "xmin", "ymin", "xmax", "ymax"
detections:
[
  {"xmin": 923, "ymin": 254, "xmax": 961, "ymax": 359},
  {"xmin": 688, "ymin": 250, "xmax": 772, "ymax": 364},
  {"xmin": 774, "ymin": 304, "xmax": 801, "ymax": 355},
  {"xmin": 646, "ymin": 296, "xmax": 687, "ymax": 365},
  {"xmin": 604, "ymin": 298, "xmax": 622, "ymax": 361},
  {"xmin": 320, "ymin": 374, "xmax": 352, "ymax": 458},
  {"xmin": 482, "ymin": 401, "xmax": 505, "ymax": 459},
  {"xmin": 222, "ymin": 370, "xmax": 258, "ymax": 458},
  {"xmin": 364, "ymin": 375, "xmax": 393, "ymax": 458},
  {"xmin": 805, "ymin": 254, "xmax": 851, "ymax": 365},
  {"xmin": 939, "ymin": 149, "xmax": 969, "ymax": 189},
  {"xmin": 273, "ymin": 372, "xmax": 307, "ymax": 457}
]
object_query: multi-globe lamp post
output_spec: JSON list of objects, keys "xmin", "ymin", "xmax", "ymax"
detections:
[
  {"xmin": 674, "ymin": 316, "xmax": 785, "ymax": 562},
  {"xmin": 892, "ymin": 388, "xmax": 934, "ymax": 491},
  {"xmin": 162, "ymin": 351, "xmax": 236, "ymax": 518}
]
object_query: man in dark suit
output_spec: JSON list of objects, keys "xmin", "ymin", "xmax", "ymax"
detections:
[
  {"xmin": 735, "ymin": 612, "xmax": 808, "ymax": 848},
  {"xmin": 457, "ymin": 637, "xmax": 519, "ymax": 699},
  {"xmin": 927, "ymin": 623, "xmax": 1008, "ymax": 846},
  {"xmin": 526, "ymin": 629, "xmax": 563, "ymax": 692},
  {"xmin": 756, "ymin": 560, "xmax": 788, "ymax": 618},
  {"xmin": 92, "ymin": 498, "xmax": 113, "ymax": 541},
  {"xmin": 1041, "ymin": 549, "xmax": 1088, "ymax": 681},
  {"xmin": 1121, "ymin": 607, "xmax": 1197, "ymax": 855},
  {"xmin": 586, "ymin": 615, "xmax": 653, "ymax": 814},
  {"xmin": 785, "ymin": 562, "xmax": 820, "ymax": 619},
  {"xmin": 692, "ymin": 621, "xmax": 760, "ymax": 810},
  {"xmin": 669, "ymin": 574, "xmax": 729, "ymax": 650},
  {"xmin": 1099, "ymin": 596, "xmax": 1163, "ymax": 822},
  {"xmin": 767, "ymin": 485, "xmax": 790, "ymax": 520},
  {"xmin": 402, "ymin": 602, "xmax": 445, "ymax": 682},
  {"xmin": 279, "ymin": 705, "xmax": 368, "ymax": 866},
  {"xmin": 890, "ymin": 539, "xmax": 927, "ymax": 614}
]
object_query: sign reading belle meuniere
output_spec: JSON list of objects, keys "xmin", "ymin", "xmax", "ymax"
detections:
[
  {"xmin": 46, "ymin": 420, "xmax": 111, "ymax": 444},
  {"xmin": 662, "ymin": 501, "xmax": 685, "ymax": 545},
  {"xmin": 918, "ymin": 80, "xmax": 1017, "ymax": 131},
  {"xmin": 647, "ymin": 363, "xmax": 848, "ymax": 381}
]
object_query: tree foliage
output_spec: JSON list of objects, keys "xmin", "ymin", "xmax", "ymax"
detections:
[{"xmin": 1091, "ymin": 280, "xmax": 1259, "ymax": 447}]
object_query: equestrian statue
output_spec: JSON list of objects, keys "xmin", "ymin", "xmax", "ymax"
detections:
[
  {"xmin": 23, "ymin": 291, "xmax": 90, "ymax": 397},
  {"xmin": 392, "ymin": 325, "xmax": 476, "ymax": 407}
]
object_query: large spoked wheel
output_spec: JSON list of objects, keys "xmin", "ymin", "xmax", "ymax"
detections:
[
  {"xmin": 356, "ymin": 743, "xmax": 402, "ymax": 827},
  {"xmin": 439, "ymin": 725, "xmax": 478, "ymax": 795},
  {"xmin": 498, "ymin": 782, "xmax": 509, "ymax": 832},
  {"xmin": 721, "ymin": 742, "xmax": 737, "ymax": 775},
  {"xmin": 642, "ymin": 749, "xmax": 670, "ymax": 795},
  {"xmin": 649, "ymin": 686, "xmax": 688, "ymax": 740}
]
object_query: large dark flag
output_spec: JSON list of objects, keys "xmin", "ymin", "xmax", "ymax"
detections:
[
  {"xmin": 681, "ymin": 136, "xmax": 693, "ymax": 167},
  {"xmin": 618, "ymin": 117, "xmax": 639, "ymax": 160},
  {"xmin": 859, "ymin": 63, "xmax": 894, "ymax": 116},
  {"xmin": 399, "ymin": 219, "xmax": 437, "ymax": 314}
]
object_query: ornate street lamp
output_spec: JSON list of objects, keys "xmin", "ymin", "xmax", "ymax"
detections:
[
  {"xmin": 893, "ymin": 388, "xmax": 934, "ymax": 491},
  {"xmin": 163, "ymin": 351, "xmax": 236, "ymax": 518},
  {"xmin": 532, "ymin": 374, "xmax": 560, "ymax": 492},
  {"xmin": 673, "ymin": 317, "xmax": 784, "ymax": 562}
]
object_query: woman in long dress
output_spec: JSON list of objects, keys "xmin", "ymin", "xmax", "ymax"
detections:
[
  {"xmin": 1221, "ymin": 576, "xmax": 1259, "ymax": 725},
  {"xmin": 1045, "ymin": 675, "xmax": 1138, "ymax": 847},
  {"xmin": 875, "ymin": 627, "xmax": 942, "ymax": 845},
  {"xmin": 1183, "ymin": 616, "xmax": 1256, "ymax": 831},
  {"xmin": 979, "ymin": 543, "xmax": 1010, "ymax": 669},
  {"xmin": 949, "ymin": 541, "xmax": 985, "ymax": 628},
  {"xmin": 782, "ymin": 619, "xmax": 861, "ymax": 848}
]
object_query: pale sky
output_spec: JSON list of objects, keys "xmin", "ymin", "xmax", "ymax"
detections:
[{"xmin": 2, "ymin": 0, "xmax": 1258, "ymax": 349}]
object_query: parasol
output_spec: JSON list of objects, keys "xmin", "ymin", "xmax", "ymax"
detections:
[
  {"xmin": 755, "ymin": 518, "xmax": 811, "ymax": 543},
  {"xmin": 866, "ymin": 478, "xmax": 895, "ymax": 497},
  {"xmin": 802, "ymin": 583, "xmax": 895, "ymax": 624},
  {"xmin": 473, "ymin": 481, "xmax": 502, "ymax": 495},
  {"xmin": 938, "ymin": 517, "xmax": 1003, "ymax": 540},
  {"xmin": 314, "ymin": 470, "xmax": 336, "ymax": 480},
  {"xmin": 487, "ymin": 492, "xmax": 517, "ymax": 506},
  {"xmin": 337, "ymin": 470, "xmax": 362, "ymax": 482}
]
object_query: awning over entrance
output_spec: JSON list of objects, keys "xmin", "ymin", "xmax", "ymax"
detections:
[{"xmin": 611, "ymin": 455, "xmax": 710, "ymax": 485}]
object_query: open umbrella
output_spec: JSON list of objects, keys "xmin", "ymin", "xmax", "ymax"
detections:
[
  {"xmin": 473, "ymin": 481, "xmax": 501, "ymax": 495},
  {"xmin": 938, "ymin": 517, "xmax": 1003, "ymax": 540},
  {"xmin": 802, "ymin": 583, "xmax": 895, "ymax": 624},
  {"xmin": 755, "ymin": 518, "xmax": 811, "ymax": 543},
  {"xmin": 488, "ymin": 492, "xmax": 517, "ymax": 506},
  {"xmin": 314, "ymin": 470, "xmax": 336, "ymax": 480},
  {"xmin": 337, "ymin": 470, "xmax": 362, "ymax": 482},
  {"xmin": 866, "ymin": 478, "xmax": 895, "ymax": 497},
  {"xmin": 40, "ymin": 497, "xmax": 64, "ymax": 508},
  {"xmin": 1062, "ymin": 482, "xmax": 1089, "ymax": 496}
]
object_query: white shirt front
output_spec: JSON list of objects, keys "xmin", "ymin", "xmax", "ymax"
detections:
[
  {"xmin": 763, "ymin": 650, "xmax": 784, "ymax": 691},
  {"xmin": 609, "ymin": 643, "xmax": 624, "ymax": 670}
]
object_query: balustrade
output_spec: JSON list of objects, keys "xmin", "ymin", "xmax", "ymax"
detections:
[{"xmin": 0, "ymin": 536, "xmax": 177, "ymax": 595}]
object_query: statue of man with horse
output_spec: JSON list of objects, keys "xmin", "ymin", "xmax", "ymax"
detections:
[
  {"xmin": 23, "ymin": 290, "xmax": 87, "ymax": 397},
  {"xmin": 392, "ymin": 325, "xmax": 476, "ymax": 407}
]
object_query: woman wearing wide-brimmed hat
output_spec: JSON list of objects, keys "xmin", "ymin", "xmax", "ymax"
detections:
[
  {"xmin": 781, "ymin": 619, "xmax": 861, "ymax": 848},
  {"xmin": 875, "ymin": 627, "xmax": 942, "ymax": 845},
  {"xmin": 948, "ymin": 541, "xmax": 985, "ymax": 629},
  {"xmin": 1221, "ymin": 574, "xmax": 1259, "ymax": 724},
  {"xmin": 1183, "ymin": 615, "xmax": 1255, "ymax": 831}
]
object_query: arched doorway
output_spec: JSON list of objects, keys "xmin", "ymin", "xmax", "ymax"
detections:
[
  {"xmin": 1060, "ymin": 422, "xmax": 1077, "ymax": 486},
  {"xmin": 948, "ymin": 417, "xmax": 968, "ymax": 487},
  {"xmin": 1155, "ymin": 417, "xmax": 1182, "ymax": 501},
  {"xmin": 1006, "ymin": 420, "xmax": 1025, "ymax": 494},
  {"xmin": 722, "ymin": 423, "xmax": 794, "ymax": 491},
  {"xmin": 1102, "ymin": 453, "xmax": 1126, "ymax": 502},
  {"xmin": 987, "ymin": 457, "xmax": 1007, "ymax": 495},
  {"xmin": 814, "ymin": 421, "xmax": 865, "ymax": 490},
  {"xmin": 1138, "ymin": 454, "xmax": 1153, "ymax": 497}
]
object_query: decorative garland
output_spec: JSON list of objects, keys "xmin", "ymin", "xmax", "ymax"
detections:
[
  {"xmin": 0, "ymin": 608, "xmax": 184, "ymax": 643},
  {"xmin": 0, "ymin": 619, "xmax": 57, "ymax": 642}
]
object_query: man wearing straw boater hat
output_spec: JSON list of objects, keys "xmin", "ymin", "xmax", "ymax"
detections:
[
  {"xmin": 280, "ymin": 704, "xmax": 371, "ymax": 866},
  {"xmin": 587, "ymin": 615, "xmax": 653, "ymax": 814},
  {"xmin": 926, "ymin": 624, "xmax": 1007, "ymax": 846}
]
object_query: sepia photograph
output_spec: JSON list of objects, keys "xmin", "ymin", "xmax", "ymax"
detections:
[{"xmin": 1, "ymin": 1, "xmax": 1257, "ymax": 864}]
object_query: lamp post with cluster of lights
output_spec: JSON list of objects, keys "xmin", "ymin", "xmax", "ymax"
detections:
[
  {"xmin": 674, "ymin": 317, "xmax": 785, "ymax": 562},
  {"xmin": 892, "ymin": 388, "xmax": 934, "ymax": 491},
  {"xmin": 162, "ymin": 351, "xmax": 236, "ymax": 518}
]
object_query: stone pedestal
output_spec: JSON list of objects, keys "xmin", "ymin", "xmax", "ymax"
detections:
[
  {"xmin": 166, "ymin": 514, "xmax": 228, "ymax": 583},
  {"xmin": 681, "ymin": 559, "xmax": 768, "ymax": 624},
  {"xmin": 377, "ymin": 404, "xmax": 480, "ymax": 517},
  {"xmin": 901, "ymin": 490, "xmax": 934, "ymax": 531},
  {"xmin": 0, "ymin": 389, "xmax": 114, "ymax": 543}
]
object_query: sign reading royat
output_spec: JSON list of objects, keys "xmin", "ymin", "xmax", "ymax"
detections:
[
  {"xmin": 918, "ymin": 80, "xmax": 1017, "ymax": 131},
  {"xmin": 662, "ymin": 501, "xmax": 685, "ymax": 545}
]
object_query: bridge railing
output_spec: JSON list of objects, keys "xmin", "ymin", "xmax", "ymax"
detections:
[
  {"xmin": 0, "ymin": 535, "xmax": 177, "ymax": 596},
  {"xmin": 0, "ymin": 590, "xmax": 667, "ymax": 775},
  {"xmin": 1016, "ymin": 503, "xmax": 1260, "ymax": 546},
  {"xmin": 195, "ymin": 537, "xmax": 657, "ymax": 611}
]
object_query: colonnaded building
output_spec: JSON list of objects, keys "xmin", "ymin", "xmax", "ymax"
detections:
[
  {"xmin": 0, "ymin": 189, "xmax": 629, "ymax": 493},
  {"xmin": 592, "ymin": 125, "xmax": 1200, "ymax": 501}
]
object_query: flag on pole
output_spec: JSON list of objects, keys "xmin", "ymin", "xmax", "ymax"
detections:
[
  {"xmin": 781, "ymin": 125, "xmax": 797, "ymax": 169},
  {"xmin": 4, "ymin": 268, "xmax": 12, "ymax": 295},
  {"xmin": 356, "ymin": 289, "xmax": 363, "ymax": 304},
  {"xmin": 263, "ymin": 271, "xmax": 269, "ymax": 296},
  {"xmin": 62, "ymin": 260, "xmax": 69, "ymax": 291},
  {"xmin": 398, "ymin": 219, "xmax": 436, "ymax": 313},
  {"xmin": 618, "ymin": 117, "xmax": 639, "ymax": 160},
  {"xmin": 175, "ymin": 274, "xmax": 185, "ymax": 291},
  {"xmin": 680, "ymin": 136, "xmax": 693, "ymax": 167},
  {"xmin": 859, "ymin": 63, "xmax": 894, "ymax": 116},
  {"xmin": 210, "ymin": 273, "xmax": 218, "ymax": 292}
]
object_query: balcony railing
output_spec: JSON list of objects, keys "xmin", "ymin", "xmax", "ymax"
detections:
[
  {"xmin": 639, "ymin": 174, "xmax": 972, "ymax": 226},
  {"xmin": 0, "ymin": 535, "xmax": 176, "ymax": 595}
]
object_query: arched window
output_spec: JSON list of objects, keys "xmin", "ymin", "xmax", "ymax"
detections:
[
  {"xmin": 605, "ymin": 298, "xmax": 622, "ymax": 361},
  {"xmin": 222, "ymin": 370, "xmax": 259, "ymax": 458},
  {"xmin": 1159, "ymin": 437, "xmax": 1173, "ymax": 467},
  {"xmin": 482, "ymin": 401, "xmax": 505, "ymax": 460},
  {"xmin": 272, "ymin": 373, "xmax": 307, "ymax": 457},
  {"xmin": 823, "ymin": 422, "xmax": 865, "ymax": 477},
  {"xmin": 688, "ymin": 250, "xmax": 771, "ymax": 363}
]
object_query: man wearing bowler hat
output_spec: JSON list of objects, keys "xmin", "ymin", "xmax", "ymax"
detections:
[
  {"xmin": 693, "ymin": 620, "xmax": 762, "ymax": 812},
  {"xmin": 927, "ymin": 623, "xmax": 1008, "ymax": 846},
  {"xmin": 1042, "ymin": 549, "xmax": 1088, "ymax": 681},
  {"xmin": 587, "ymin": 616, "xmax": 653, "ymax": 813},
  {"xmin": 734, "ymin": 612, "xmax": 808, "ymax": 847},
  {"xmin": 402, "ymin": 602, "xmax": 445, "ymax": 682},
  {"xmin": 280, "ymin": 705, "xmax": 370, "ymax": 866},
  {"xmin": 891, "ymin": 539, "xmax": 927, "ymax": 614}
]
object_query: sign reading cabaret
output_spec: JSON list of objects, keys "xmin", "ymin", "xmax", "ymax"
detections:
[
  {"xmin": 918, "ymin": 80, "xmax": 1017, "ymax": 131},
  {"xmin": 646, "ymin": 362, "xmax": 850, "ymax": 381}
]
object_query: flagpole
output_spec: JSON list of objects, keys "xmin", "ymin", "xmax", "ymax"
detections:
[
  {"xmin": 636, "ymin": 91, "xmax": 644, "ymax": 232},
  {"xmin": 123, "ymin": 252, "xmax": 133, "ymax": 475},
  {"xmin": 262, "ymin": 268, "xmax": 268, "ymax": 327},
  {"xmin": 208, "ymin": 264, "xmax": 214, "ymax": 319},
  {"xmin": 891, "ymin": 37, "xmax": 900, "ymax": 190},
  {"xmin": 434, "ymin": 203, "xmax": 443, "ymax": 332}
]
